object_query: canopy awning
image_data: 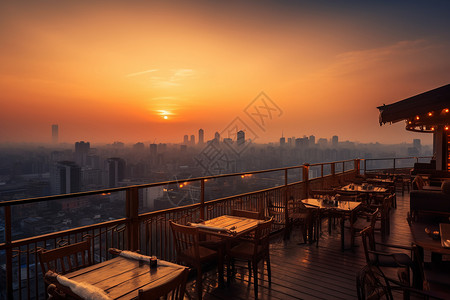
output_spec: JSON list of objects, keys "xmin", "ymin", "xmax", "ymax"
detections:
[{"xmin": 377, "ymin": 84, "xmax": 450, "ymax": 125}]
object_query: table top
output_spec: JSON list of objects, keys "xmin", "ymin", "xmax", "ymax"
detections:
[
  {"xmin": 410, "ymin": 221, "xmax": 450, "ymax": 255},
  {"xmin": 62, "ymin": 256, "xmax": 186, "ymax": 299},
  {"xmin": 198, "ymin": 215, "xmax": 261, "ymax": 237},
  {"xmin": 301, "ymin": 198, "xmax": 361, "ymax": 212},
  {"xmin": 339, "ymin": 184, "xmax": 387, "ymax": 193},
  {"xmin": 366, "ymin": 178, "xmax": 394, "ymax": 184}
]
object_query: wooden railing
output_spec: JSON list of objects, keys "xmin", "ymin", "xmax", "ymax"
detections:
[{"xmin": 0, "ymin": 157, "xmax": 424, "ymax": 299}]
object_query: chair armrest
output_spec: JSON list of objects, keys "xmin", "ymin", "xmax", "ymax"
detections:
[{"xmin": 375, "ymin": 242, "xmax": 413, "ymax": 251}]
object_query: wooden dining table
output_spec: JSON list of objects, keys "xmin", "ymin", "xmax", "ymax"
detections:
[
  {"xmin": 46, "ymin": 254, "xmax": 187, "ymax": 299},
  {"xmin": 190, "ymin": 215, "xmax": 262, "ymax": 283},
  {"xmin": 338, "ymin": 183, "xmax": 388, "ymax": 194},
  {"xmin": 302, "ymin": 198, "xmax": 362, "ymax": 251}
]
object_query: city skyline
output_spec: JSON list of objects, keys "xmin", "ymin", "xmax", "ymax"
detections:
[{"xmin": 1, "ymin": 1, "xmax": 449, "ymax": 145}]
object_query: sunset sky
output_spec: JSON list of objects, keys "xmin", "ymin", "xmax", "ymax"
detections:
[{"xmin": 1, "ymin": 1, "xmax": 449, "ymax": 145}]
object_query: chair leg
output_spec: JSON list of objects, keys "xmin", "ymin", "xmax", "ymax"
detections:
[
  {"xmin": 252, "ymin": 260, "xmax": 258, "ymax": 299},
  {"xmin": 266, "ymin": 255, "xmax": 271, "ymax": 285},
  {"xmin": 248, "ymin": 261, "xmax": 252, "ymax": 279},
  {"xmin": 196, "ymin": 269, "xmax": 203, "ymax": 300}
]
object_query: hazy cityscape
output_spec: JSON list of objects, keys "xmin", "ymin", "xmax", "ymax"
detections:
[{"xmin": 0, "ymin": 125, "xmax": 431, "ymax": 244}]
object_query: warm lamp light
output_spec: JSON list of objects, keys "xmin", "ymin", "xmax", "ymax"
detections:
[
  {"xmin": 445, "ymin": 126, "xmax": 449, "ymax": 131},
  {"xmin": 428, "ymin": 112, "xmax": 433, "ymax": 116},
  {"xmin": 179, "ymin": 184, "xmax": 183, "ymax": 188},
  {"xmin": 416, "ymin": 116, "xmax": 420, "ymax": 120},
  {"xmin": 445, "ymin": 108, "xmax": 449, "ymax": 113}
]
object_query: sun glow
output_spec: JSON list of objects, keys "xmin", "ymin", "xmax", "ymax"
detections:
[{"xmin": 156, "ymin": 110, "xmax": 173, "ymax": 120}]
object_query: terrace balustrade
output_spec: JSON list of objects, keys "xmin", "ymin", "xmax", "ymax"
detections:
[{"xmin": 0, "ymin": 157, "xmax": 430, "ymax": 299}]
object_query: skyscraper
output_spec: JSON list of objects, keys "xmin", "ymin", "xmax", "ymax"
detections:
[
  {"xmin": 51, "ymin": 124, "xmax": 58, "ymax": 144},
  {"xmin": 237, "ymin": 130, "xmax": 245, "ymax": 146},
  {"xmin": 198, "ymin": 129, "xmax": 204, "ymax": 145},
  {"xmin": 75, "ymin": 141, "xmax": 90, "ymax": 166},
  {"xmin": 332, "ymin": 135, "xmax": 339, "ymax": 147},
  {"xmin": 106, "ymin": 157, "xmax": 125, "ymax": 188},
  {"xmin": 183, "ymin": 135, "xmax": 189, "ymax": 144},
  {"xmin": 190, "ymin": 134, "xmax": 195, "ymax": 145},
  {"xmin": 50, "ymin": 161, "xmax": 81, "ymax": 195}
]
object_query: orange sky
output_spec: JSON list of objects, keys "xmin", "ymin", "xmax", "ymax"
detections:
[{"xmin": 1, "ymin": 1, "xmax": 449, "ymax": 145}]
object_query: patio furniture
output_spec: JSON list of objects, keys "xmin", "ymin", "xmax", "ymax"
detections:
[
  {"xmin": 360, "ymin": 226, "xmax": 418, "ymax": 288},
  {"xmin": 227, "ymin": 217, "xmax": 274, "ymax": 299},
  {"xmin": 356, "ymin": 264, "xmax": 446, "ymax": 300},
  {"xmin": 45, "ymin": 252, "xmax": 187, "ymax": 300},
  {"xmin": 138, "ymin": 267, "xmax": 189, "ymax": 300},
  {"xmin": 231, "ymin": 208, "xmax": 264, "ymax": 220},
  {"xmin": 38, "ymin": 238, "xmax": 93, "ymax": 276},
  {"xmin": 169, "ymin": 221, "xmax": 220, "ymax": 300}
]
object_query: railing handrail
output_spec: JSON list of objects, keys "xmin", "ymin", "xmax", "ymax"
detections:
[{"xmin": 0, "ymin": 159, "xmax": 356, "ymax": 207}]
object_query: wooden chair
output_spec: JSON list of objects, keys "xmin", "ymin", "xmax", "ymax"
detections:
[
  {"xmin": 227, "ymin": 217, "xmax": 274, "ymax": 299},
  {"xmin": 356, "ymin": 264, "xmax": 446, "ymax": 300},
  {"xmin": 138, "ymin": 267, "xmax": 189, "ymax": 300},
  {"xmin": 231, "ymin": 209, "xmax": 264, "ymax": 220},
  {"xmin": 348, "ymin": 208, "xmax": 381, "ymax": 249},
  {"xmin": 38, "ymin": 238, "xmax": 93, "ymax": 276},
  {"xmin": 360, "ymin": 226, "xmax": 418, "ymax": 288},
  {"xmin": 288, "ymin": 198, "xmax": 318, "ymax": 244},
  {"xmin": 169, "ymin": 221, "xmax": 221, "ymax": 300}
]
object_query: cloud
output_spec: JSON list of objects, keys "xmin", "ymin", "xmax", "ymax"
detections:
[
  {"xmin": 125, "ymin": 69, "xmax": 158, "ymax": 77},
  {"xmin": 323, "ymin": 39, "xmax": 436, "ymax": 77},
  {"xmin": 151, "ymin": 69, "xmax": 196, "ymax": 87}
]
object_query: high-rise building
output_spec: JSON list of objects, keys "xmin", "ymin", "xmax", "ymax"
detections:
[
  {"xmin": 237, "ymin": 130, "xmax": 245, "ymax": 146},
  {"xmin": 280, "ymin": 136, "xmax": 286, "ymax": 146},
  {"xmin": 332, "ymin": 135, "xmax": 339, "ymax": 147},
  {"xmin": 75, "ymin": 141, "xmax": 90, "ymax": 166},
  {"xmin": 50, "ymin": 161, "xmax": 81, "ymax": 195},
  {"xmin": 149, "ymin": 144, "xmax": 157, "ymax": 156},
  {"xmin": 309, "ymin": 135, "xmax": 316, "ymax": 146},
  {"xmin": 106, "ymin": 157, "xmax": 125, "ymax": 188},
  {"xmin": 198, "ymin": 129, "xmax": 204, "ymax": 145},
  {"xmin": 214, "ymin": 132, "xmax": 221, "ymax": 142},
  {"xmin": 183, "ymin": 135, "xmax": 189, "ymax": 144},
  {"xmin": 413, "ymin": 139, "xmax": 421, "ymax": 149},
  {"xmin": 190, "ymin": 135, "xmax": 195, "ymax": 145},
  {"xmin": 51, "ymin": 124, "xmax": 58, "ymax": 144}
]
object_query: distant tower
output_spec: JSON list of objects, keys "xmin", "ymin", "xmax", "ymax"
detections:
[
  {"xmin": 106, "ymin": 157, "xmax": 125, "ymax": 188},
  {"xmin": 190, "ymin": 135, "xmax": 195, "ymax": 145},
  {"xmin": 280, "ymin": 136, "xmax": 286, "ymax": 146},
  {"xmin": 309, "ymin": 135, "xmax": 316, "ymax": 146},
  {"xmin": 183, "ymin": 135, "xmax": 189, "ymax": 144},
  {"xmin": 74, "ymin": 141, "xmax": 90, "ymax": 166},
  {"xmin": 237, "ymin": 130, "xmax": 245, "ymax": 146},
  {"xmin": 52, "ymin": 124, "xmax": 59, "ymax": 144},
  {"xmin": 149, "ymin": 144, "xmax": 157, "ymax": 156},
  {"xmin": 214, "ymin": 132, "xmax": 221, "ymax": 142},
  {"xmin": 198, "ymin": 129, "xmax": 204, "ymax": 145},
  {"xmin": 332, "ymin": 135, "xmax": 339, "ymax": 147},
  {"xmin": 51, "ymin": 161, "xmax": 81, "ymax": 195}
]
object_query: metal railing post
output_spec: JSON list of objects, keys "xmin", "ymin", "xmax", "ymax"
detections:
[
  {"xmin": 364, "ymin": 159, "xmax": 367, "ymax": 175},
  {"xmin": 126, "ymin": 187, "xmax": 139, "ymax": 251},
  {"xmin": 393, "ymin": 158, "xmax": 396, "ymax": 174},
  {"xmin": 200, "ymin": 179, "xmax": 205, "ymax": 220},
  {"xmin": 354, "ymin": 159, "xmax": 361, "ymax": 176},
  {"xmin": 5, "ymin": 206, "xmax": 13, "ymax": 299},
  {"xmin": 303, "ymin": 164, "xmax": 310, "ymax": 199}
]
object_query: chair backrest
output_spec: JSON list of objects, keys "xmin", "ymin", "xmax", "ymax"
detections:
[
  {"xmin": 231, "ymin": 209, "xmax": 264, "ymax": 220},
  {"xmin": 169, "ymin": 221, "xmax": 200, "ymax": 262},
  {"xmin": 252, "ymin": 217, "xmax": 274, "ymax": 256},
  {"xmin": 369, "ymin": 208, "xmax": 381, "ymax": 229},
  {"xmin": 138, "ymin": 267, "xmax": 189, "ymax": 300},
  {"xmin": 360, "ymin": 226, "xmax": 376, "ymax": 265},
  {"xmin": 356, "ymin": 264, "xmax": 392, "ymax": 300},
  {"xmin": 38, "ymin": 238, "xmax": 92, "ymax": 276}
]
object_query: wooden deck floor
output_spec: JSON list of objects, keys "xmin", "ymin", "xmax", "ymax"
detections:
[{"xmin": 188, "ymin": 192, "xmax": 413, "ymax": 300}]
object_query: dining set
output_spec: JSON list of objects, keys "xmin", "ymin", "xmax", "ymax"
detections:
[
  {"xmin": 36, "ymin": 175, "xmax": 400, "ymax": 300},
  {"xmin": 37, "ymin": 209, "xmax": 273, "ymax": 300}
]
